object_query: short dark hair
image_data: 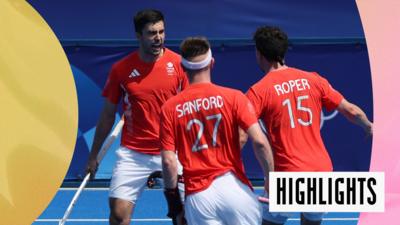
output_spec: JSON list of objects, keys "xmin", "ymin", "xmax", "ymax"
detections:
[
  {"xmin": 180, "ymin": 36, "xmax": 210, "ymax": 60},
  {"xmin": 253, "ymin": 26, "xmax": 288, "ymax": 65},
  {"xmin": 134, "ymin": 9, "xmax": 164, "ymax": 34}
]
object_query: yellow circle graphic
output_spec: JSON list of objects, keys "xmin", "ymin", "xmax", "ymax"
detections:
[{"xmin": 0, "ymin": 1, "xmax": 78, "ymax": 224}]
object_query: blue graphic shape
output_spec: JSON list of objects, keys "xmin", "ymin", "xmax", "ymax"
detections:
[{"xmin": 71, "ymin": 65, "xmax": 104, "ymax": 133}]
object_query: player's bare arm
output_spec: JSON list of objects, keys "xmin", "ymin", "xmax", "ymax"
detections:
[
  {"xmin": 239, "ymin": 128, "xmax": 248, "ymax": 150},
  {"xmin": 161, "ymin": 150, "xmax": 179, "ymax": 189},
  {"xmin": 336, "ymin": 99, "xmax": 373, "ymax": 136},
  {"xmin": 86, "ymin": 99, "xmax": 118, "ymax": 179},
  {"xmin": 247, "ymin": 123, "xmax": 274, "ymax": 191}
]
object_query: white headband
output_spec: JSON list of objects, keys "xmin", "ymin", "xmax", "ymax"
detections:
[{"xmin": 181, "ymin": 49, "xmax": 212, "ymax": 70}]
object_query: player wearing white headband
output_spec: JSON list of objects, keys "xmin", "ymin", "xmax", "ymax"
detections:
[
  {"xmin": 180, "ymin": 49, "xmax": 213, "ymax": 70},
  {"xmin": 160, "ymin": 36, "xmax": 274, "ymax": 225}
]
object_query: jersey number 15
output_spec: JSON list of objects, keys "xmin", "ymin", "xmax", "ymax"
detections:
[{"xmin": 282, "ymin": 95, "xmax": 313, "ymax": 128}]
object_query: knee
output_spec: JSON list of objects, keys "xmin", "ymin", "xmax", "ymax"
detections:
[
  {"xmin": 109, "ymin": 211, "xmax": 131, "ymax": 225},
  {"xmin": 109, "ymin": 200, "xmax": 133, "ymax": 225}
]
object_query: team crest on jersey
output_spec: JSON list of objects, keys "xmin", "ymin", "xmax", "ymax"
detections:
[{"xmin": 166, "ymin": 62, "xmax": 175, "ymax": 75}]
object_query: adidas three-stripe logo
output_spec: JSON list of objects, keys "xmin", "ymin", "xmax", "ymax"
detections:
[{"xmin": 129, "ymin": 69, "xmax": 140, "ymax": 78}]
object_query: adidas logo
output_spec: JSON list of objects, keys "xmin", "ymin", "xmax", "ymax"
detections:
[{"xmin": 129, "ymin": 69, "xmax": 140, "ymax": 78}]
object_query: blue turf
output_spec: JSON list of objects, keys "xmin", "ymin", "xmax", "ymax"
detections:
[{"xmin": 33, "ymin": 189, "xmax": 359, "ymax": 225}]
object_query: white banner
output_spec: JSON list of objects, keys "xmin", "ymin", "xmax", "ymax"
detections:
[{"xmin": 269, "ymin": 172, "xmax": 384, "ymax": 212}]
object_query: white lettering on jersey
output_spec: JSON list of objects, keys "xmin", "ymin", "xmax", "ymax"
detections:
[
  {"xmin": 274, "ymin": 78, "xmax": 311, "ymax": 96},
  {"xmin": 176, "ymin": 96, "xmax": 224, "ymax": 118}
]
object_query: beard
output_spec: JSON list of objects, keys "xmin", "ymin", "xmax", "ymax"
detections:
[{"xmin": 145, "ymin": 42, "xmax": 164, "ymax": 56}]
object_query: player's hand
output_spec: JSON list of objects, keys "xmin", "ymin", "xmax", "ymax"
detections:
[
  {"xmin": 86, "ymin": 155, "xmax": 98, "ymax": 180},
  {"xmin": 365, "ymin": 123, "xmax": 373, "ymax": 138},
  {"xmin": 147, "ymin": 170, "xmax": 163, "ymax": 188},
  {"xmin": 175, "ymin": 211, "xmax": 187, "ymax": 225},
  {"xmin": 164, "ymin": 187, "xmax": 184, "ymax": 224}
]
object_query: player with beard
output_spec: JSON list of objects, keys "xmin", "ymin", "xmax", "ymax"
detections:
[{"xmin": 85, "ymin": 9, "xmax": 188, "ymax": 225}]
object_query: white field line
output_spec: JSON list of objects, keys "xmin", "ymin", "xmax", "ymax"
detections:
[{"xmin": 35, "ymin": 218, "xmax": 358, "ymax": 222}]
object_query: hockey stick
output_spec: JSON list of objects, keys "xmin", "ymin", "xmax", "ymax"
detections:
[
  {"xmin": 258, "ymin": 196, "xmax": 270, "ymax": 204},
  {"xmin": 59, "ymin": 117, "xmax": 125, "ymax": 225}
]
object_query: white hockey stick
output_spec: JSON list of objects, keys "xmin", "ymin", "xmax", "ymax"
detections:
[{"xmin": 59, "ymin": 117, "xmax": 125, "ymax": 225}]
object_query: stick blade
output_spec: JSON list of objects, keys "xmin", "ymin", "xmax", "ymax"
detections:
[{"xmin": 258, "ymin": 196, "xmax": 269, "ymax": 204}]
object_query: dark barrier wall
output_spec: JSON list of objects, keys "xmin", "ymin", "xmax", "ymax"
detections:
[
  {"xmin": 66, "ymin": 43, "xmax": 372, "ymax": 179},
  {"xmin": 27, "ymin": 0, "xmax": 372, "ymax": 180},
  {"xmin": 28, "ymin": 0, "xmax": 364, "ymax": 40}
]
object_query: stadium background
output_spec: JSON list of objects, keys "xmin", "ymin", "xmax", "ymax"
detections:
[{"xmin": 28, "ymin": 0, "xmax": 373, "ymax": 181}]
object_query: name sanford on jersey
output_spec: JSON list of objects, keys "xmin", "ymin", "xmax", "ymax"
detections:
[{"xmin": 176, "ymin": 96, "xmax": 224, "ymax": 118}]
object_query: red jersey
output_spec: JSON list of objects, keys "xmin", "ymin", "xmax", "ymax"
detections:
[
  {"xmin": 102, "ymin": 48, "xmax": 188, "ymax": 155},
  {"xmin": 160, "ymin": 83, "xmax": 258, "ymax": 195},
  {"xmin": 246, "ymin": 67, "xmax": 343, "ymax": 172}
]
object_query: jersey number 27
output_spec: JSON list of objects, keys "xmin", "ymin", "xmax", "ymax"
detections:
[{"xmin": 186, "ymin": 113, "xmax": 222, "ymax": 152}]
